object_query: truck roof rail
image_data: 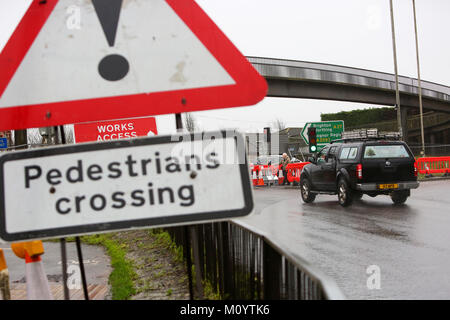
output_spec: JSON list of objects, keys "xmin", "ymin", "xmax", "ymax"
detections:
[
  {"xmin": 335, "ymin": 128, "xmax": 401, "ymax": 142},
  {"xmin": 331, "ymin": 137, "xmax": 402, "ymax": 144}
]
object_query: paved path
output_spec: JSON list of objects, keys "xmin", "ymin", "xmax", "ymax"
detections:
[
  {"xmin": 0, "ymin": 241, "xmax": 111, "ymax": 300},
  {"xmin": 10, "ymin": 283, "xmax": 108, "ymax": 300}
]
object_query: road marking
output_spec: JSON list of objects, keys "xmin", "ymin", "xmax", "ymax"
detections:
[{"xmin": 58, "ymin": 259, "xmax": 99, "ymax": 265}]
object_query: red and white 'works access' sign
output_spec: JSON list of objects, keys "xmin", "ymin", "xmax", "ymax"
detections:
[
  {"xmin": 74, "ymin": 117, "xmax": 158, "ymax": 143},
  {"xmin": 0, "ymin": 0, "xmax": 267, "ymax": 130}
]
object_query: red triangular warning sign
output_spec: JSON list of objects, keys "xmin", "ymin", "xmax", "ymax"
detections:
[{"xmin": 0, "ymin": 0, "xmax": 267, "ymax": 130}]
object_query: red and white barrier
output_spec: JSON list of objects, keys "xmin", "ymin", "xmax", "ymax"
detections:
[
  {"xmin": 415, "ymin": 156, "xmax": 450, "ymax": 176},
  {"xmin": 266, "ymin": 166, "xmax": 277, "ymax": 185},
  {"xmin": 250, "ymin": 162, "xmax": 311, "ymax": 186},
  {"xmin": 286, "ymin": 162, "xmax": 310, "ymax": 184}
]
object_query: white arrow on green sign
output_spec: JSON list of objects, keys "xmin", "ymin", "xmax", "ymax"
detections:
[{"xmin": 301, "ymin": 120, "xmax": 345, "ymax": 147}]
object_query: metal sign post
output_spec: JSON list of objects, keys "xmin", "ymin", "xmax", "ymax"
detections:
[
  {"xmin": 59, "ymin": 125, "xmax": 89, "ymax": 300},
  {"xmin": 59, "ymin": 238, "xmax": 69, "ymax": 300},
  {"xmin": 175, "ymin": 113, "xmax": 194, "ymax": 300},
  {"xmin": 75, "ymin": 236, "xmax": 89, "ymax": 300}
]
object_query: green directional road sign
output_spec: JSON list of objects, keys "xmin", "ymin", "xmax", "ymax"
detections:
[{"xmin": 301, "ymin": 121, "xmax": 345, "ymax": 149}]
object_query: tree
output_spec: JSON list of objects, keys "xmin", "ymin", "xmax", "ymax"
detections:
[
  {"xmin": 273, "ymin": 118, "xmax": 286, "ymax": 131},
  {"xmin": 63, "ymin": 125, "xmax": 75, "ymax": 144},
  {"xmin": 184, "ymin": 113, "xmax": 197, "ymax": 132}
]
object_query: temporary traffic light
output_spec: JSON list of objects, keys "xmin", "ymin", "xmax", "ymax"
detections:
[{"xmin": 308, "ymin": 127, "xmax": 317, "ymax": 153}]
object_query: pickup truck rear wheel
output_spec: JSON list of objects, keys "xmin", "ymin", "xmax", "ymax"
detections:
[
  {"xmin": 300, "ymin": 178, "xmax": 316, "ymax": 203},
  {"xmin": 337, "ymin": 178, "xmax": 353, "ymax": 207},
  {"xmin": 391, "ymin": 190, "xmax": 409, "ymax": 205}
]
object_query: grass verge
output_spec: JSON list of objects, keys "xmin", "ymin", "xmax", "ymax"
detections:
[
  {"xmin": 47, "ymin": 228, "xmax": 220, "ymax": 300},
  {"xmin": 148, "ymin": 228, "xmax": 221, "ymax": 300},
  {"xmin": 147, "ymin": 229, "xmax": 184, "ymax": 264},
  {"xmin": 80, "ymin": 234, "xmax": 137, "ymax": 300}
]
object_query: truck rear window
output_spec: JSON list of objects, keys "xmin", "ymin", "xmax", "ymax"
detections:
[
  {"xmin": 340, "ymin": 147, "xmax": 358, "ymax": 160},
  {"xmin": 363, "ymin": 145, "xmax": 410, "ymax": 159}
]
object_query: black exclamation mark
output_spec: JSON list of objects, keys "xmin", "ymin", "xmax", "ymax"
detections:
[{"xmin": 92, "ymin": 0, "xmax": 129, "ymax": 81}]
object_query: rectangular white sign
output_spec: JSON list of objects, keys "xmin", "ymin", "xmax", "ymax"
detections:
[{"xmin": 0, "ymin": 131, "xmax": 253, "ymax": 241}]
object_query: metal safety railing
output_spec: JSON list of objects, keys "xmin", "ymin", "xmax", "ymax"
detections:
[{"xmin": 166, "ymin": 221, "xmax": 345, "ymax": 300}]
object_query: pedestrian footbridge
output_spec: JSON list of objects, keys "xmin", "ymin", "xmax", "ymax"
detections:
[{"xmin": 247, "ymin": 56, "xmax": 450, "ymax": 113}]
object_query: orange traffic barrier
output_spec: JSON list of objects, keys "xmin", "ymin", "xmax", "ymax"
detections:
[
  {"xmin": 252, "ymin": 162, "xmax": 312, "ymax": 186},
  {"xmin": 0, "ymin": 248, "xmax": 10, "ymax": 300},
  {"xmin": 415, "ymin": 156, "xmax": 450, "ymax": 177},
  {"xmin": 286, "ymin": 162, "xmax": 310, "ymax": 184},
  {"xmin": 11, "ymin": 241, "xmax": 54, "ymax": 300},
  {"xmin": 266, "ymin": 165, "xmax": 277, "ymax": 185}
]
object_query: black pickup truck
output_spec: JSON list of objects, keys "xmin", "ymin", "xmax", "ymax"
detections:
[{"xmin": 300, "ymin": 138, "xmax": 419, "ymax": 206}]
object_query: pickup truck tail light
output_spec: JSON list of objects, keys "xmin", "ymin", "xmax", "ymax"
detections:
[
  {"xmin": 357, "ymin": 164, "xmax": 363, "ymax": 179},
  {"xmin": 414, "ymin": 163, "xmax": 418, "ymax": 177}
]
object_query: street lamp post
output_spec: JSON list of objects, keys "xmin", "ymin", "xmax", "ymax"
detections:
[
  {"xmin": 412, "ymin": 0, "xmax": 426, "ymax": 157},
  {"xmin": 389, "ymin": 0, "xmax": 404, "ymax": 141}
]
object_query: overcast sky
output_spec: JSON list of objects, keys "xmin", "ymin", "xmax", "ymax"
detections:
[{"xmin": 1, "ymin": 0, "xmax": 449, "ymax": 134}]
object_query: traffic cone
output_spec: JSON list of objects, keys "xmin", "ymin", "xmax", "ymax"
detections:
[
  {"xmin": 257, "ymin": 169, "xmax": 264, "ymax": 186},
  {"xmin": 11, "ymin": 241, "xmax": 54, "ymax": 300},
  {"xmin": 0, "ymin": 248, "xmax": 10, "ymax": 300},
  {"xmin": 252, "ymin": 170, "xmax": 257, "ymax": 186}
]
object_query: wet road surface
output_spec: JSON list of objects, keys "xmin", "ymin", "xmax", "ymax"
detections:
[{"xmin": 235, "ymin": 180, "xmax": 450, "ymax": 299}]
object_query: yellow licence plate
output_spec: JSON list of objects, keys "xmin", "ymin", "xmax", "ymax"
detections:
[{"xmin": 378, "ymin": 184, "xmax": 399, "ymax": 190}]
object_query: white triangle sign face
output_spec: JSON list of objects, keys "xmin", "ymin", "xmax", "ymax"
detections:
[{"xmin": 0, "ymin": 0, "xmax": 267, "ymax": 130}]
